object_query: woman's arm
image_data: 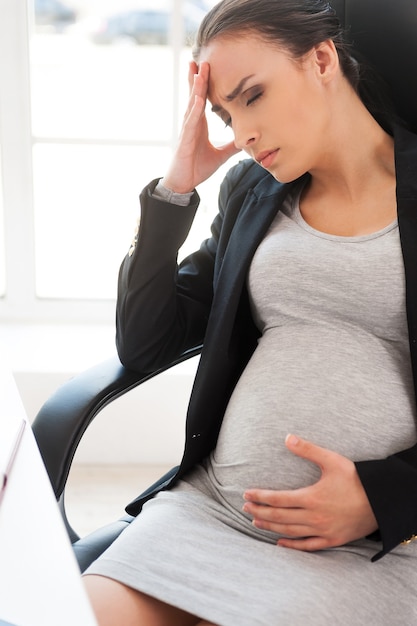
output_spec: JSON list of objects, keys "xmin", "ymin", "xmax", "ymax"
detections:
[
  {"xmin": 116, "ymin": 61, "xmax": 239, "ymax": 372},
  {"xmin": 116, "ymin": 179, "xmax": 218, "ymax": 371},
  {"xmin": 115, "ymin": 153, "xmax": 256, "ymax": 372}
]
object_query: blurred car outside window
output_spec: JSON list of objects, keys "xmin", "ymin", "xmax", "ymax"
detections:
[
  {"xmin": 34, "ymin": 0, "xmax": 77, "ymax": 31},
  {"xmin": 85, "ymin": 5, "xmax": 204, "ymax": 47}
]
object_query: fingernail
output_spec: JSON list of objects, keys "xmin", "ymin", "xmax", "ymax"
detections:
[{"xmin": 286, "ymin": 433, "xmax": 299, "ymax": 446}]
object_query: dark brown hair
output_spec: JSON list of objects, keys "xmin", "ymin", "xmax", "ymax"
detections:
[
  {"xmin": 193, "ymin": 0, "xmax": 360, "ymax": 91},
  {"xmin": 193, "ymin": 0, "xmax": 398, "ymax": 131}
]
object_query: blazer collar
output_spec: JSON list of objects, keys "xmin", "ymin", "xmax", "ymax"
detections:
[{"xmin": 214, "ymin": 176, "xmax": 291, "ymax": 284}]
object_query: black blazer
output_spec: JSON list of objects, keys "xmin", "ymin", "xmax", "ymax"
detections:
[{"xmin": 117, "ymin": 124, "xmax": 417, "ymax": 561}]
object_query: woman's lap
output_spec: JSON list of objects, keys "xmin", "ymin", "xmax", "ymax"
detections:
[{"xmin": 84, "ymin": 487, "xmax": 417, "ymax": 626}]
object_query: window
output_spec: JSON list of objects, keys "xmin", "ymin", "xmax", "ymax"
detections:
[
  {"xmin": 0, "ymin": 145, "xmax": 5, "ymax": 298},
  {"xmin": 0, "ymin": 0, "xmax": 236, "ymax": 323}
]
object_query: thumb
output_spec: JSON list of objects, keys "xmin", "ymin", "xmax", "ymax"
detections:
[{"xmin": 285, "ymin": 433, "xmax": 333, "ymax": 470}]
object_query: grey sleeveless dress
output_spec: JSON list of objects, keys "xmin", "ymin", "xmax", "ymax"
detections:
[{"xmin": 86, "ymin": 186, "xmax": 417, "ymax": 625}]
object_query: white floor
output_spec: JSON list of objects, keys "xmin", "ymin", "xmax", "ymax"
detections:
[{"xmin": 65, "ymin": 464, "xmax": 171, "ymax": 538}]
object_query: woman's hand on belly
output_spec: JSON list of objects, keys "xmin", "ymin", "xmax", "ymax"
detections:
[{"xmin": 242, "ymin": 434, "xmax": 378, "ymax": 551}]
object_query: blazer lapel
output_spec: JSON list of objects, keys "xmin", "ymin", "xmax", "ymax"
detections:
[
  {"xmin": 183, "ymin": 176, "xmax": 292, "ymax": 454},
  {"xmin": 207, "ymin": 176, "xmax": 293, "ymax": 339},
  {"xmin": 395, "ymin": 125, "xmax": 417, "ymax": 390}
]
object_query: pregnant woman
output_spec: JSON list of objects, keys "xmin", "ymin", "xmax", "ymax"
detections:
[{"xmin": 84, "ymin": 0, "xmax": 417, "ymax": 624}]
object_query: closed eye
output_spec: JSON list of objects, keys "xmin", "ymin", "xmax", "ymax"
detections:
[
  {"xmin": 223, "ymin": 92, "xmax": 262, "ymax": 127},
  {"xmin": 217, "ymin": 90, "xmax": 263, "ymax": 127},
  {"xmin": 247, "ymin": 92, "xmax": 263, "ymax": 106}
]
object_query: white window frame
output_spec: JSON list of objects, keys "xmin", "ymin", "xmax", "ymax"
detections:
[{"xmin": 0, "ymin": 0, "xmax": 187, "ymax": 323}]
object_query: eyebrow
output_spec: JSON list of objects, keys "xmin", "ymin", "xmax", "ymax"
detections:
[{"xmin": 211, "ymin": 74, "xmax": 255, "ymax": 113}]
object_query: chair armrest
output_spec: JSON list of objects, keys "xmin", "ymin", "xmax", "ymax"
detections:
[{"xmin": 32, "ymin": 346, "xmax": 202, "ymax": 500}]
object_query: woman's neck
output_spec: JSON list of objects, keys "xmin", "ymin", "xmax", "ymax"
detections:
[{"xmin": 300, "ymin": 99, "xmax": 396, "ymax": 236}]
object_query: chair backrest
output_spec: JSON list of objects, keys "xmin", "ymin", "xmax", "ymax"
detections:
[{"xmin": 333, "ymin": 0, "xmax": 417, "ymax": 133}]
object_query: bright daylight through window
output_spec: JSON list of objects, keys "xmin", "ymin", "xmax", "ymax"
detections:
[
  {"xmin": 0, "ymin": 0, "xmax": 236, "ymax": 323},
  {"xmin": 29, "ymin": 0, "xmax": 235, "ymax": 305}
]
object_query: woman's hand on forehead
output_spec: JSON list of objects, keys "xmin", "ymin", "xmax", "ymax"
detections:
[{"xmin": 161, "ymin": 60, "xmax": 239, "ymax": 194}]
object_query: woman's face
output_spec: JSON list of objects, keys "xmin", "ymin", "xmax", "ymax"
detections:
[{"xmin": 200, "ymin": 33, "xmax": 335, "ymax": 183}]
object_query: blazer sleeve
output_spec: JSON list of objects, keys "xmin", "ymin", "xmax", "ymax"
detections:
[
  {"xmin": 115, "ymin": 160, "xmax": 258, "ymax": 372},
  {"xmin": 116, "ymin": 178, "xmax": 219, "ymax": 371},
  {"xmin": 355, "ymin": 442, "xmax": 417, "ymax": 561}
]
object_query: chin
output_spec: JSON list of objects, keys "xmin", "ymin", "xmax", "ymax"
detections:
[
  {"xmin": 270, "ymin": 170, "xmax": 302, "ymax": 184},
  {"xmin": 269, "ymin": 163, "xmax": 308, "ymax": 184}
]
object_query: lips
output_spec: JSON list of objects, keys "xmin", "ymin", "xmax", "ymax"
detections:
[{"xmin": 255, "ymin": 149, "xmax": 279, "ymax": 168}]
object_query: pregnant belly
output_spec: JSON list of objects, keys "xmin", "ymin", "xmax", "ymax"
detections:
[{"xmin": 207, "ymin": 326, "xmax": 416, "ymax": 513}]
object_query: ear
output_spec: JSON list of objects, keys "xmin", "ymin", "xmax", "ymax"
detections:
[{"xmin": 311, "ymin": 39, "xmax": 339, "ymax": 83}]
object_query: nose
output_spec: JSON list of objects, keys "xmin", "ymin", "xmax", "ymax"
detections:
[{"xmin": 233, "ymin": 120, "xmax": 259, "ymax": 151}]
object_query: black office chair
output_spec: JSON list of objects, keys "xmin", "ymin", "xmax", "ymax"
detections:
[
  {"xmin": 32, "ymin": 346, "xmax": 202, "ymax": 572},
  {"xmin": 32, "ymin": 0, "xmax": 417, "ymax": 573}
]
